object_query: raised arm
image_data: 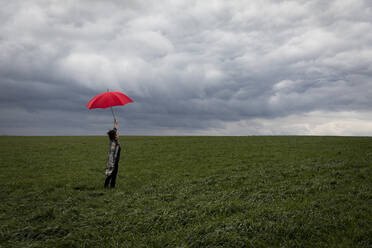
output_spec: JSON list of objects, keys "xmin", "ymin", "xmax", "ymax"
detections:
[{"xmin": 114, "ymin": 119, "xmax": 117, "ymax": 129}]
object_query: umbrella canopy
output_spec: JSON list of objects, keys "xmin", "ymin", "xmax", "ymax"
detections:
[
  {"xmin": 87, "ymin": 91, "xmax": 134, "ymax": 121},
  {"xmin": 87, "ymin": 91, "xmax": 133, "ymax": 109}
]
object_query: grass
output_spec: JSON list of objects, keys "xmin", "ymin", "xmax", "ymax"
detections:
[{"xmin": 0, "ymin": 136, "xmax": 371, "ymax": 247}]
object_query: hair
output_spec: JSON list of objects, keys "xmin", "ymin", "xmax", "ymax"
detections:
[{"xmin": 107, "ymin": 129, "xmax": 117, "ymax": 141}]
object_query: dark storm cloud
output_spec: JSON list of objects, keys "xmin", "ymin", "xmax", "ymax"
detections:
[{"xmin": 1, "ymin": 0, "xmax": 372, "ymax": 135}]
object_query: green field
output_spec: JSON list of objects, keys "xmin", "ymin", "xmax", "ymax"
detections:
[{"xmin": 0, "ymin": 136, "xmax": 371, "ymax": 247}]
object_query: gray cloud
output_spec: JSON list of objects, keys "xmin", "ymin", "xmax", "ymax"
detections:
[{"xmin": 1, "ymin": 0, "xmax": 372, "ymax": 135}]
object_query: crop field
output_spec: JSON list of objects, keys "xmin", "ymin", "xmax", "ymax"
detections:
[{"xmin": 0, "ymin": 136, "xmax": 371, "ymax": 247}]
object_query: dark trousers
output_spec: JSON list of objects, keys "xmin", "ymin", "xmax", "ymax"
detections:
[{"xmin": 104, "ymin": 163, "xmax": 118, "ymax": 188}]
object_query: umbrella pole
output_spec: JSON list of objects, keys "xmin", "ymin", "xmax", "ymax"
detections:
[
  {"xmin": 110, "ymin": 106, "xmax": 116, "ymax": 121},
  {"xmin": 107, "ymin": 88, "xmax": 116, "ymax": 121}
]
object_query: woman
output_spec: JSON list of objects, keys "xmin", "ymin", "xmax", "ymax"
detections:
[{"xmin": 104, "ymin": 119, "xmax": 121, "ymax": 188}]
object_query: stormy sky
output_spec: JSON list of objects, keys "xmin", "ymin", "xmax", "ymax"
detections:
[{"xmin": 1, "ymin": 0, "xmax": 372, "ymax": 136}]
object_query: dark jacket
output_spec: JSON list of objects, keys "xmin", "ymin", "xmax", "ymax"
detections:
[{"xmin": 105, "ymin": 139, "xmax": 121, "ymax": 176}]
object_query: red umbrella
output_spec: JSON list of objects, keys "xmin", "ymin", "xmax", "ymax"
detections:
[{"xmin": 87, "ymin": 91, "xmax": 134, "ymax": 120}]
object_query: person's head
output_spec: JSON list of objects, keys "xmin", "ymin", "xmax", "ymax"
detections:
[{"xmin": 107, "ymin": 129, "xmax": 118, "ymax": 141}]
